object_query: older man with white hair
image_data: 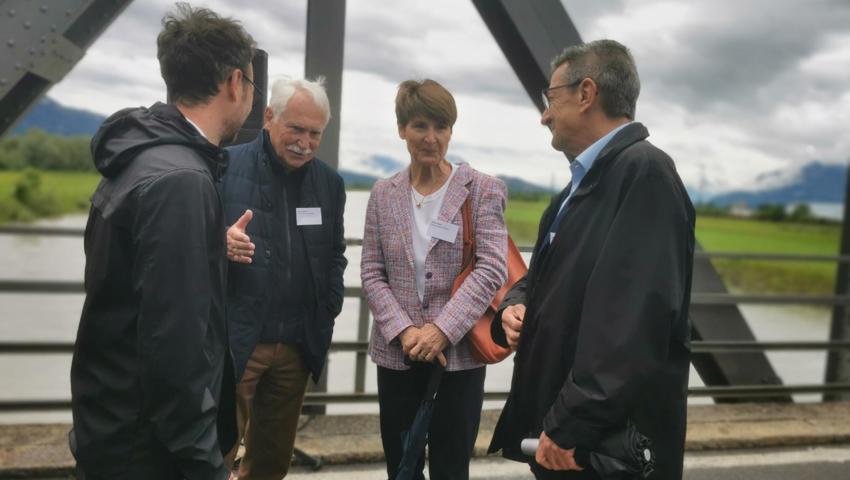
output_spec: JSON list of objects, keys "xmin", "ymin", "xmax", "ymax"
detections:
[{"xmin": 220, "ymin": 77, "xmax": 347, "ymax": 479}]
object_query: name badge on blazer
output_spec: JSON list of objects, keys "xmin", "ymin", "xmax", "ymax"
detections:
[
  {"xmin": 428, "ymin": 220, "xmax": 458, "ymax": 243},
  {"xmin": 296, "ymin": 207, "xmax": 322, "ymax": 226}
]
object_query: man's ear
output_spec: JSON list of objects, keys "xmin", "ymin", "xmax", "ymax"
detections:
[
  {"xmin": 577, "ymin": 78, "xmax": 598, "ymax": 114},
  {"xmin": 226, "ymin": 69, "xmax": 243, "ymax": 100},
  {"xmin": 263, "ymin": 106, "xmax": 274, "ymax": 129}
]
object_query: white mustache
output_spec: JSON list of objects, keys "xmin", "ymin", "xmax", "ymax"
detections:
[{"xmin": 286, "ymin": 145, "xmax": 313, "ymax": 156}]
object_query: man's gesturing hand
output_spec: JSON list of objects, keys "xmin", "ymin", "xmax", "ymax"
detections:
[
  {"xmin": 226, "ymin": 209, "xmax": 255, "ymax": 264},
  {"xmin": 501, "ymin": 304, "xmax": 526, "ymax": 350}
]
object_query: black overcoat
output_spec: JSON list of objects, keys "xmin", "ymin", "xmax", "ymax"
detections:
[{"xmin": 490, "ymin": 123, "xmax": 695, "ymax": 480}]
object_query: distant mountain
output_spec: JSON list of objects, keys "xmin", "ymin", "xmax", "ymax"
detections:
[
  {"xmin": 339, "ymin": 170, "xmax": 555, "ymax": 195},
  {"xmin": 340, "ymin": 169, "xmax": 379, "ymax": 188},
  {"xmin": 497, "ymin": 175, "xmax": 555, "ymax": 195},
  {"xmin": 710, "ymin": 162, "xmax": 847, "ymax": 206},
  {"xmin": 11, "ymin": 97, "xmax": 105, "ymax": 136},
  {"xmin": 362, "ymin": 154, "xmax": 406, "ymax": 176}
]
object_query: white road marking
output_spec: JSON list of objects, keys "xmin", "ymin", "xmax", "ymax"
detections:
[{"xmin": 686, "ymin": 446, "xmax": 850, "ymax": 469}]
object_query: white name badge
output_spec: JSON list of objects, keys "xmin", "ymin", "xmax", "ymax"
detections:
[
  {"xmin": 428, "ymin": 220, "xmax": 459, "ymax": 243},
  {"xmin": 296, "ymin": 207, "xmax": 322, "ymax": 226}
]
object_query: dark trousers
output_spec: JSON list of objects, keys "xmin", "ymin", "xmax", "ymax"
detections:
[
  {"xmin": 377, "ymin": 364, "xmax": 486, "ymax": 480},
  {"xmin": 75, "ymin": 467, "xmax": 181, "ymax": 480},
  {"xmin": 74, "ymin": 452, "xmax": 185, "ymax": 480},
  {"xmin": 73, "ymin": 434, "xmax": 200, "ymax": 480}
]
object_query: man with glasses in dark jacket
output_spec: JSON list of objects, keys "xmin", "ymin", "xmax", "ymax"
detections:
[
  {"xmin": 490, "ymin": 40, "xmax": 695, "ymax": 480},
  {"xmin": 70, "ymin": 4, "xmax": 256, "ymax": 479}
]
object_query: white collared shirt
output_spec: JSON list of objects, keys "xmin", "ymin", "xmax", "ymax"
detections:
[
  {"xmin": 549, "ymin": 122, "xmax": 632, "ymax": 243},
  {"xmin": 183, "ymin": 115, "xmax": 209, "ymax": 140}
]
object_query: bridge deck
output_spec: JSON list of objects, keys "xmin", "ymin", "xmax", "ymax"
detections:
[{"xmin": 2, "ymin": 402, "xmax": 849, "ymax": 477}]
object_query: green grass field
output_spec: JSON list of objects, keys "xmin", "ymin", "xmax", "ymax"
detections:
[
  {"xmin": 504, "ymin": 198, "xmax": 550, "ymax": 244},
  {"xmin": 0, "ymin": 170, "xmax": 100, "ymax": 223},
  {"xmin": 696, "ymin": 216, "xmax": 839, "ymax": 294},
  {"xmin": 503, "ymin": 199, "xmax": 842, "ymax": 294}
]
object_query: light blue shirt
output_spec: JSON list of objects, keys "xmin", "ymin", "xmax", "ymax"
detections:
[{"xmin": 550, "ymin": 122, "xmax": 632, "ymax": 243}]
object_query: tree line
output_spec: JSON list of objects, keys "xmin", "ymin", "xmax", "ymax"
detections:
[
  {"xmin": 0, "ymin": 130, "xmax": 97, "ymax": 223},
  {"xmin": 0, "ymin": 129, "xmax": 94, "ymax": 171},
  {"xmin": 695, "ymin": 202, "xmax": 834, "ymax": 224}
]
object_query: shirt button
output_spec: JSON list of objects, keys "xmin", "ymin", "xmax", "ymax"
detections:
[
  {"xmin": 265, "ymin": 249, "xmax": 271, "ymax": 258},
  {"xmin": 422, "ymin": 302, "xmax": 429, "ymax": 310},
  {"xmin": 425, "ymin": 272, "xmax": 432, "ymax": 279}
]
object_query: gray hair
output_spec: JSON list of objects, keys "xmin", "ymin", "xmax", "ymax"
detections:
[
  {"xmin": 550, "ymin": 39, "xmax": 640, "ymax": 120},
  {"xmin": 268, "ymin": 77, "xmax": 331, "ymax": 125}
]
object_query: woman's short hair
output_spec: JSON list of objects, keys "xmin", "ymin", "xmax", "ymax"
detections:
[{"xmin": 395, "ymin": 79, "xmax": 457, "ymax": 128}]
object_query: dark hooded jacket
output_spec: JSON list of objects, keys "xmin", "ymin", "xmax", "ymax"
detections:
[
  {"xmin": 489, "ymin": 123, "xmax": 695, "ymax": 480},
  {"xmin": 70, "ymin": 102, "xmax": 236, "ymax": 480}
]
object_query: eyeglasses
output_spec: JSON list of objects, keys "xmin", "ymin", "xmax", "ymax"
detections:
[
  {"xmin": 241, "ymin": 71, "xmax": 264, "ymax": 102},
  {"xmin": 541, "ymin": 79, "xmax": 582, "ymax": 110}
]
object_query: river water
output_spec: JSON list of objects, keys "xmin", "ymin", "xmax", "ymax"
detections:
[{"xmin": 0, "ymin": 192, "xmax": 832, "ymax": 423}]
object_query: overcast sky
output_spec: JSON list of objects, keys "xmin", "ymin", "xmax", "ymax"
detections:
[{"xmin": 48, "ymin": 0, "xmax": 850, "ymax": 194}]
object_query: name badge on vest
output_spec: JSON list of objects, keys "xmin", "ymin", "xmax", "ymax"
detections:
[
  {"xmin": 296, "ymin": 207, "xmax": 322, "ymax": 226},
  {"xmin": 428, "ymin": 220, "xmax": 458, "ymax": 243}
]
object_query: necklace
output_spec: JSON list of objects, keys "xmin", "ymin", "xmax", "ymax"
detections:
[
  {"xmin": 411, "ymin": 163, "xmax": 454, "ymax": 208},
  {"xmin": 412, "ymin": 188, "xmax": 429, "ymax": 208}
]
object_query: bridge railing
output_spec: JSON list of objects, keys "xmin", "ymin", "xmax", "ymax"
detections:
[{"xmin": 1, "ymin": 225, "xmax": 850, "ymax": 412}]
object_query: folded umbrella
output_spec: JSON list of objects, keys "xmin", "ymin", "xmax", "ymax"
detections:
[
  {"xmin": 521, "ymin": 421, "xmax": 655, "ymax": 479},
  {"xmin": 394, "ymin": 359, "xmax": 445, "ymax": 480}
]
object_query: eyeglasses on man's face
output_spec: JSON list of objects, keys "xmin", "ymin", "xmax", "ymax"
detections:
[
  {"xmin": 541, "ymin": 79, "xmax": 583, "ymax": 110},
  {"xmin": 241, "ymin": 71, "xmax": 264, "ymax": 103}
]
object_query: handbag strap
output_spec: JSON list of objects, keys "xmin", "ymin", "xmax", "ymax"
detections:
[{"xmin": 459, "ymin": 197, "xmax": 475, "ymax": 271}]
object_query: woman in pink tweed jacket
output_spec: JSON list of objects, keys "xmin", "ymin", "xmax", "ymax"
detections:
[{"xmin": 361, "ymin": 79, "xmax": 508, "ymax": 479}]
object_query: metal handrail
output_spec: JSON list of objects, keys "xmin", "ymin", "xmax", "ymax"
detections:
[
  {"xmin": 688, "ymin": 383, "xmax": 850, "ymax": 398},
  {"xmin": 691, "ymin": 293, "xmax": 850, "ymax": 306},
  {"xmin": 3, "ymin": 227, "xmax": 850, "ymax": 411},
  {"xmin": 693, "ymin": 251, "xmax": 850, "ymax": 262},
  {"xmin": 0, "ymin": 226, "xmax": 85, "ymax": 236},
  {"xmin": 6, "ymin": 225, "xmax": 850, "ymax": 261},
  {"xmin": 6, "ymin": 280, "xmax": 850, "ymax": 309},
  {"xmin": 691, "ymin": 341, "xmax": 850, "ymax": 352},
  {"xmin": 5, "ymin": 383, "xmax": 850, "ymax": 412},
  {"xmin": 3, "ymin": 340, "xmax": 850, "ymax": 355}
]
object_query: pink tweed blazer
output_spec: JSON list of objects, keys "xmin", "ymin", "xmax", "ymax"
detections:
[{"xmin": 361, "ymin": 163, "xmax": 508, "ymax": 371}]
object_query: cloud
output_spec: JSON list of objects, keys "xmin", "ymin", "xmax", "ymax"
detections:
[
  {"xmin": 342, "ymin": 1, "xmax": 534, "ymax": 106},
  {"xmin": 567, "ymin": 0, "xmax": 850, "ymax": 191},
  {"xmin": 42, "ymin": 0, "xmax": 850, "ymax": 194}
]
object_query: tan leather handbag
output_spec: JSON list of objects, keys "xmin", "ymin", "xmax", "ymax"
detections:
[{"xmin": 451, "ymin": 198, "xmax": 528, "ymax": 363}]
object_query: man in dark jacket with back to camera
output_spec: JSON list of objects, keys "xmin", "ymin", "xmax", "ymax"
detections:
[
  {"xmin": 70, "ymin": 4, "xmax": 256, "ymax": 479},
  {"xmin": 490, "ymin": 40, "xmax": 695, "ymax": 480},
  {"xmin": 220, "ymin": 77, "xmax": 347, "ymax": 479}
]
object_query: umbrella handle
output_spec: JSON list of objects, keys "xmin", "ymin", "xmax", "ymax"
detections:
[{"xmin": 520, "ymin": 438, "xmax": 538, "ymax": 456}]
